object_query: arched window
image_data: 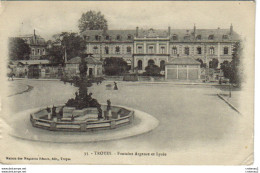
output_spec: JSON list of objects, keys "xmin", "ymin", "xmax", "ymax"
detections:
[
  {"xmin": 31, "ymin": 49, "xmax": 35, "ymax": 55},
  {"xmin": 138, "ymin": 60, "xmax": 143, "ymax": 70},
  {"xmin": 105, "ymin": 35, "xmax": 110, "ymax": 40},
  {"xmin": 172, "ymin": 47, "xmax": 177, "ymax": 55},
  {"xmin": 116, "ymin": 35, "xmax": 121, "ymax": 40},
  {"xmin": 209, "ymin": 47, "xmax": 215, "ymax": 55},
  {"xmin": 224, "ymin": 47, "xmax": 229, "ymax": 55},
  {"xmin": 148, "ymin": 59, "xmax": 155, "ymax": 66},
  {"xmin": 184, "ymin": 47, "xmax": 190, "ymax": 55},
  {"xmin": 160, "ymin": 60, "xmax": 165, "ymax": 71},
  {"xmin": 172, "ymin": 35, "xmax": 178, "ymax": 40},
  {"xmin": 115, "ymin": 46, "xmax": 120, "ymax": 54},
  {"xmin": 197, "ymin": 47, "xmax": 202, "ymax": 54}
]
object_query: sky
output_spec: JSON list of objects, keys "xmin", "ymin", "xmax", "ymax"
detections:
[{"xmin": 0, "ymin": 1, "xmax": 255, "ymax": 40}]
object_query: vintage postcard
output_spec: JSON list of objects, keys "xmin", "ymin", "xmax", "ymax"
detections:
[{"xmin": 0, "ymin": 1, "xmax": 255, "ymax": 165}]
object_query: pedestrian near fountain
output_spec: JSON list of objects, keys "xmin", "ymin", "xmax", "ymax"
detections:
[
  {"xmin": 107, "ymin": 99, "xmax": 112, "ymax": 120},
  {"xmin": 47, "ymin": 107, "xmax": 51, "ymax": 120}
]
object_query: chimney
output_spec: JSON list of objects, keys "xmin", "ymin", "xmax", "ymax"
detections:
[
  {"xmin": 136, "ymin": 27, "xmax": 139, "ymax": 37},
  {"xmin": 33, "ymin": 29, "xmax": 36, "ymax": 44},
  {"xmin": 230, "ymin": 24, "xmax": 233, "ymax": 35},
  {"xmin": 168, "ymin": 26, "xmax": 171, "ymax": 36}
]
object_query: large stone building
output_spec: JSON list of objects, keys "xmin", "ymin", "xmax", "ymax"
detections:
[
  {"xmin": 17, "ymin": 30, "xmax": 47, "ymax": 60},
  {"xmin": 81, "ymin": 25, "xmax": 240, "ymax": 76}
]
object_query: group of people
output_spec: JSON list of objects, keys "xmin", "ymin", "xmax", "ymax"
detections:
[{"xmin": 46, "ymin": 106, "xmax": 63, "ymax": 121}]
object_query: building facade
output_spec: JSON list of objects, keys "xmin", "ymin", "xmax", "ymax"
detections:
[
  {"xmin": 81, "ymin": 25, "xmax": 240, "ymax": 73},
  {"xmin": 17, "ymin": 30, "xmax": 47, "ymax": 60}
]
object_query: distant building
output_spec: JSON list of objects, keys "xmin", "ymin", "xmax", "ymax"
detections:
[
  {"xmin": 17, "ymin": 30, "xmax": 47, "ymax": 60},
  {"xmin": 81, "ymin": 25, "xmax": 240, "ymax": 77},
  {"xmin": 65, "ymin": 56, "xmax": 103, "ymax": 77}
]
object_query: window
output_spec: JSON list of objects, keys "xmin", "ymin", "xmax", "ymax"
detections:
[
  {"xmin": 208, "ymin": 35, "xmax": 214, "ymax": 40},
  {"xmin": 127, "ymin": 35, "xmax": 132, "ymax": 40},
  {"xmin": 148, "ymin": 46, "xmax": 154, "ymax": 54},
  {"xmin": 42, "ymin": 49, "xmax": 45, "ymax": 55},
  {"xmin": 196, "ymin": 35, "xmax": 201, "ymax": 40},
  {"xmin": 160, "ymin": 46, "xmax": 166, "ymax": 54},
  {"xmin": 116, "ymin": 35, "xmax": 121, "ymax": 40},
  {"xmin": 95, "ymin": 35, "xmax": 100, "ymax": 41},
  {"xmin": 184, "ymin": 47, "xmax": 189, "ymax": 55},
  {"xmin": 197, "ymin": 47, "xmax": 202, "ymax": 54},
  {"xmin": 223, "ymin": 35, "xmax": 228, "ymax": 39},
  {"xmin": 105, "ymin": 35, "xmax": 110, "ymax": 40},
  {"xmin": 172, "ymin": 35, "xmax": 178, "ymax": 40},
  {"xmin": 160, "ymin": 60, "xmax": 165, "ymax": 71},
  {"xmin": 93, "ymin": 46, "xmax": 98, "ymax": 54},
  {"xmin": 127, "ymin": 46, "xmax": 131, "ymax": 54},
  {"xmin": 209, "ymin": 47, "xmax": 215, "ymax": 55},
  {"xmin": 31, "ymin": 49, "xmax": 35, "ymax": 55},
  {"xmin": 105, "ymin": 46, "xmax": 109, "ymax": 54},
  {"xmin": 83, "ymin": 36, "xmax": 87, "ymax": 40},
  {"xmin": 172, "ymin": 47, "xmax": 177, "ymax": 55},
  {"xmin": 137, "ymin": 60, "xmax": 142, "ymax": 70},
  {"xmin": 224, "ymin": 47, "xmax": 229, "ymax": 55},
  {"xmin": 38, "ymin": 49, "xmax": 40, "ymax": 55},
  {"xmin": 115, "ymin": 46, "xmax": 120, "ymax": 54},
  {"xmin": 137, "ymin": 46, "xmax": 143, "ymax": 53}
]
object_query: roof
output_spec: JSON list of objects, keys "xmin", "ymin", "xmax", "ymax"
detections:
[
  {"xmin": 66, "ymin": 56, "xmax": 102, "ymax": 65},
  {"xmin": 13, "ymin": 60, "xmax": 50, "ymax": 65},
  {"xmin": 81, "ymin": 27, "xmax": 240, "ymax": 42},
  {"xmin": 15, "ymin": 34, "xmax": 46, "ymax": 46},
  {"xmin": 166, "ymin": 58, "xmax": 201, "ymax": 65}
]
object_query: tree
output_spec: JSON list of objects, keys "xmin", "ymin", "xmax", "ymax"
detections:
[
  {"xmin": 144, "ymin": 64, "xmax": 161, "ymax": 76},
  {"xmin": 103, "ymin": 57, "xmax": 129, "ymax": 75},
  {"xmin": 231, "ymin": 42, "xmax": 242, "ymax": 85},
  {"xmin": 46, "ymin": 32, "xmax": 86, "ymax": 64},
  {"xmin": 78, "ymin": 11, "xmax": 108, "ymax": 33},
  {"xmin": 8, "ymin": 38, "xmax": 31, "ymax": 61},
  {"xmin": 196, "ymin": 58, "xmax": 206, "ymax": 68},
  {"xmin": 209, "ymin": 58, "xmax": 219, "ymax": 69}
]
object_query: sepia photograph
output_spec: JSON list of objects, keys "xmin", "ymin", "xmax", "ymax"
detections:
[{"xmin": 0, "ymin": 1, "xmax": 255, "ymax": 165}]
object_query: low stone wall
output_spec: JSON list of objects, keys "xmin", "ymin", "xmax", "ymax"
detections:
[{"xmin": 30, "ymin": 105, "xmax": 134, "ymax": 132}]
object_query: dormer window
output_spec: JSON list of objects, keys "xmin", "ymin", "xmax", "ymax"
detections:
[
  {"xmin": 172, "ymin": 35, "xmax": 178, "ymax": 40},
  {"xmin": 127, "ymin": 35, "xmax": 132, "ymax": 40},
  {"xmin": 116, "ymin": 35, "xmax": 121, "ymax": 40},
  {"xmin": 222, "ymin": 35, "xmax": 228, "ymax": 39},
  {"xmin": 105, "ymin": 35, "xmax": 110, "ymax": 40},
  {"xmin": 95, "ymin": 35, "xmax": 100, "ymax": 41},
  {"xmin": 184, "ymin": 35, "xmax": 190, "ymax": 40},
  {"xmin": 196, "ymin": 35, "xmax": 201, "ymax": 40},
  {"xmin": 208, "ymin": 35, "xmax": 214, "ymax": 40}
]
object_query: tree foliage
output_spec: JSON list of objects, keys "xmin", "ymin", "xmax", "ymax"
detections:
[
  {"xmin": 46, "ymin": 32, "xmax": 86, "ymax": 64},
  {"xmin": 209, "ymin": 58, "xmax": 219, "ymax": 69},
  {"xmin": 196, "ymin": 58, "xmax": 207, "ymax": 68},
  {"xmin": 78, "ymin": 11, "xmax": 108, "ymax": 33},
  {"xmin": 8, "ymin": 38, "xmax": 31, "ymax": 61},
  {"xmin": 103, "ymin": 57, "xmax": 129, "ymax": 75},
  {"xmin": 144, "ymin": 64, "xmax": 161, "ymax": 76},
  {"xmin": 221, "ymin": 42, "xmax": 242, "ymax": 85}
]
